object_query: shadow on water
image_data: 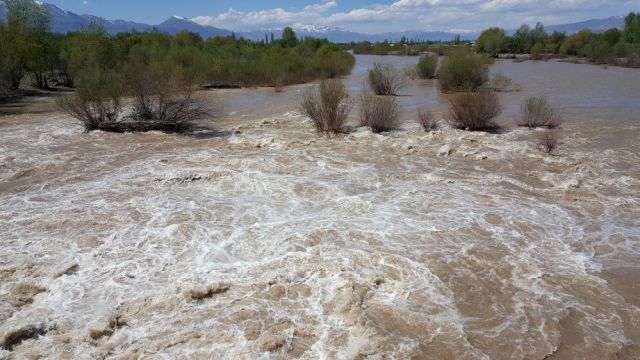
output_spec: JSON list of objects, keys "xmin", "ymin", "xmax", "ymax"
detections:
[{"xmin": 0, "ymin": 89, "xmax": 71, "ymax": 116}]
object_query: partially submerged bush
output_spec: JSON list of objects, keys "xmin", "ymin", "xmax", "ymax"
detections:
[
  {"xmin": 520, "ymin": 96, "xmax": 563, "ymax": 129},
  {"xmin": 447, "ymin": 91, "xmax": 502, "ymax": 131},
  {"xmin": 299, "ymin": 79, "xmax": 352, "ymax": 135},
  {"xmin": 418, "ymin": 109, "xmax": 438, "ymax": 131},
  {"xmin": 538, "ymin": 129, "xmax": 560, "ymax": 154},
  {"xmin": 126, "ymin": 65, "xmax": 210, "ymax": 132},
  {"xmin": 437, "ymin": 50, "xmax": 487, "ymax": 92},
  {"xmin": 59, "ymin": 65, "xmax": 213, "ymax": 133},
  {"xmin": 368, "ymin": 63, "xmax": 404, "ymax": 96},
  {"xmin": 416, "ymin": 54, "xmax": 438, "ymax": 79},
  {"xmin": 360, "ymin": 92, "xmax": 402, "ymax": 133},
  {"xmin": 56, "ymin": 68, "xmax": 123, "ymax": 132}
]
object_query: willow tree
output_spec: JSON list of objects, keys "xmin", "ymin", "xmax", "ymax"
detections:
[
  {"xmin": 476, "ymin": 27, "xmax": 506, "ymax": 56},
  {"xmin": 3, "ymin": 0, "xmax": 51, "ymax": 88}
]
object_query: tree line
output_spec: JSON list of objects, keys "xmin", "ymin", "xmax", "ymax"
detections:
[
  {"xmin": 476, "ymin": 12, "xmax": 640, "ymax": 65},
  {"xmin": 0, "ymin": 0, "xmax": 355, "ymax": 97}
]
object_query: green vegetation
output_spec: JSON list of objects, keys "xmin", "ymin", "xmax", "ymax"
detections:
[
  {"xmin": 476, "ymin": 27, "xmax": 506, "ymax": 57},
  {"xmin": 0, "ymin": 0, "xmax": 355, "ymax": 105},
  {"xmin": 416, "ymin": 54, "xmax": 438, "ymax": 79},
  {"xmin": 437, "ymin": 50, "xmax": 487, "ymax": 92},
  {"xmin": 447, "ymin": 91, "xmax": 502, "ymax": 132},
  {"xmin": 299, "ymin": 79, "xmax": 352, "ymax": 135},
  {"xmin": 475, "ymin": 12, "xmax": 640, "ymax": 67}
]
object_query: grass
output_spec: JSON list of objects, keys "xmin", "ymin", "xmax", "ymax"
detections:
[
  {"xmin": 368, "ymin": 63, "xmax": 405, "ymax": 96},
  {"xmin": 520, "ymin": 96, "xmax": 563, "ymax": 129},
  {"xmin": 447, "ymin": 91, "xmax": 502, "ymax": 132},
  {"xmin": 438, "ymin": 50, "xmax": 487, "ymax": 92},
  {"xmin": 299, "ymin": 79, "xmax": 352, "ymax": 135},
  {"xmin": 360, "ymin": 91, "xmax": 402, "ymax": 133}
]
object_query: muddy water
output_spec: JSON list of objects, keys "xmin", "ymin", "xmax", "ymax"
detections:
[{"xmin": 1, "ymin": 57, "xmax": 639, "ymax": 359}]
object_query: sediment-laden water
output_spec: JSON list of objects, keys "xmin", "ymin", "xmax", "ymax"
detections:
[{"xmin": 1, "ymin": 57, "xmax": 639, "ymax": 359}]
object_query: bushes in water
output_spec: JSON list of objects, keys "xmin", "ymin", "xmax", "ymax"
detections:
[
  {"xmin": 538, "ymin": 130, "xmax": 560, "ymax": 154},
  {"xmin": 416, "ymin": 54, "xmax": 438, "ymax": 79},
  {"xmin": 447, "ymin": 91, "xmax": 502, "ymax": 131},
  {"xmin": 56, "ymin": 68, "xmax": 123, "ymax": 132},
  {"xmin": 520, "ymin": 97, "xmax": 563, "ymax": 129},
  {"xmin": 125, "ymin": 63, "xmax": 211, "ymax": 132},
  {"xmin": 368, "ymin": 63, "xmax": 405, "ymax": 96},
  {"xmin": 359, "ymin": 91, "xmax": 402, "ymax": 133},
  {"xmin": 299, "ymin": 79, "xmax": 352, "ymax": 135},
  {"xmin": 418, "ymin": 109, "xmax": 438, "ymax": 131},
  {"xmin": 437, "ymin": 50, "xmax": 487, "ymax": 92},
  {"xmin": 58, "ymin": 64, "xmax": 213, "ymax": 133}
]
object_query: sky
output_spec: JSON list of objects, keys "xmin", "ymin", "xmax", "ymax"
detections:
[{"xmin": 46, "ymin": 0, "xmax": 638, "ymax": 33}]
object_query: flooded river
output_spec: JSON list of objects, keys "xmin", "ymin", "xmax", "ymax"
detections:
[{"xmin": 1, "ymin": 56, "xmax": 639, "ymax": 359}]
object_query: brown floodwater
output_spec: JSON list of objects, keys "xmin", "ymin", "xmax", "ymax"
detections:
[{"xmin": 0, "ymin": 56, "xmax": 639, "ymax": 359}]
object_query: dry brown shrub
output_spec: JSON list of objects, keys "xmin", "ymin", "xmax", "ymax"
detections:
[
  {"xmin": 447, "ymin": 91, "xmax": 502, "ymax": 132},
  {"xmin": 520, "ymin": 96, "xmax": 563, "ymax": 129},
  {"xmin": 418, "ymin": 109, "xmax": 438, "ymax": 131},
  {"xmin": 360, "ymin": 90, "xmax": 402, "ymax": 133},
  {"xmin": 299, "ymin": 79, "xmax": 352, "ymax": 135}
]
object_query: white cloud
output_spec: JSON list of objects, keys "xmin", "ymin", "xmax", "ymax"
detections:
[
  {"xmin": 192, "ymin": 0, "xmax": 633, "ymax": 33},
  {"xmin": 192, "ymin": 1, "xmax": 338, "ymax": 30}
]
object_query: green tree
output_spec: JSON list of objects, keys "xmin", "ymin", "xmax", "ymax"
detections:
[
  {"xmin": 513, "ymin": 24, "xmax": 533, "ymax": 53},
  {"xmin": 530, "ymin": 42, "xmax": 544, "ymax": 59},
  {"xmin": 602, "ymin": 28, "xmax": 621, "ymax": 46},
  {"xmin": 476, "ymin": 27, "xmax": 506, "ymax": 56},
  {"xmin": 3, "ymin": 0, "xmax": 51, "ymax": 88},
  {"xmin": 281, "ymin": 27, "xmax": 298, "ymax": 47},
  {"xmin": 623, "ymin": 12, "xmax": 640, "ymax": 43}
]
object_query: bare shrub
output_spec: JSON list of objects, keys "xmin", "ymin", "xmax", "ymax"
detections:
[
  {"xmin": 57, "ymin": 96, "xmax": 122, "ymax": 132},
  {"xmin": 520, "ymin": 96, "xmax": 563, "ymax": 129},
  {"xmin": 127, "ymin": 66, "xmax": 211, "ymax": 132},
  {"xmin": 416, "ymin": 54, "xmax": 438, "ymax": 79},
  {"xmin": 299, "ymin": 79, "xmax": 352, "ymax": 135},
  {"xmin": 360, "ymin": 91, "xmax": 402, "ymax": 133},
  {"xmin": 368, "ymin": 63, "xmax": 404, "ymax": 96},
  {"xmin": 56, "ymin": 68, "xmax": 123, "ymax": 132},
  {"xmin": 59, "ymin": 66, "xmax": 215, "ymax": 134},
  {"xmin": 418, "ymin": 109, "xmax": 438, "ymax": 131},
  {"xmin": 447, "ymin": 91, "xmax": 502, "ymax": 132},
  {"xmin": 538, "ymin": 130, "xmax": 560, "ymax": 154}
]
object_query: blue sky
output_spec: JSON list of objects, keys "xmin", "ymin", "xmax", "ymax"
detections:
[{"xmin": 46, "ymin": 0, "xmax": 638, "ymax": 33}]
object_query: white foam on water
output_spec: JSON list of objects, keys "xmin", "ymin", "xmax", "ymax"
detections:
[{"xmin": 0, "ymin": 104, "xmax": 639, "ymax": 358}]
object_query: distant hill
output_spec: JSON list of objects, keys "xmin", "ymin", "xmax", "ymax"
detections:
[
  {"xmin": 44, "ymin": 3, "xmax": 152, "ymax": 34},
  {"xmin": 157, "ymin": 16, "xmax": 230, "ymax": 38},
  {"xmin": 0, "ymin": 1, "xmax": 627, "ymax": 41},
  {"xmin": 544, "ymin": 16, "xmax": 624, "ymax": 34},
  {"xmin": 0, "ymin": 1, "xmax": 229, "ymax": 37}
]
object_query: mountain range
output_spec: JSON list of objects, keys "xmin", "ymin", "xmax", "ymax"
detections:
[{"xmin": 0, "ymin": 1, "xmax": 625, "ymax": 43}]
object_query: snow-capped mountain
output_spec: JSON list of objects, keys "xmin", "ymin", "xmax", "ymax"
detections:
[{"xmin": 0, "ymin": 1, "xmax": 627, "ymax": 42}]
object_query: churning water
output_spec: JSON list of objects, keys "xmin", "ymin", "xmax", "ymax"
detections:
[{"xmin": 1, "ymin": 57, "xmax": 639, "ymax": 359}]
